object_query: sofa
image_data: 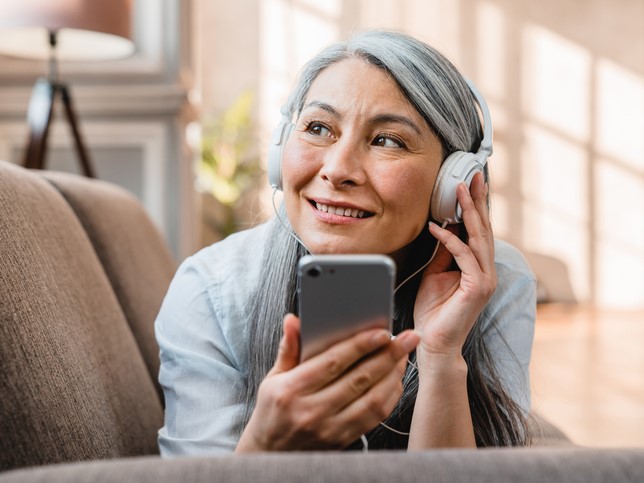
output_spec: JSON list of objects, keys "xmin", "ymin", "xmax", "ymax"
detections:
[{"xmin": 0, "ymin": 159, "xmax": 642, "ymax": 482}]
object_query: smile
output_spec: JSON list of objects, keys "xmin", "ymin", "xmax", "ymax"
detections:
[{"xmin": 310, "ymin": 200, "xmax": 373, "ymax": 219}]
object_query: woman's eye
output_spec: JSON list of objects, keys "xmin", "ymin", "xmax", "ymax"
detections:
[
  {"xmin": 373, "ymin": 135, "xmax": 404, "ymax": 148},
  {"xmin": 306, "ymin": 122, "xmax": 331, "ymax": 137}
]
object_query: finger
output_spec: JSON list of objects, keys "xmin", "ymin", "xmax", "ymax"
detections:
[
  {"xmin": 332, "ymin": 358, "xmax": 408, "ymax": 444},
  {"xmin": 426, "ymin": 224, "xmax": 457, "ymax": 274},
  {"xmin": 428, "ymin": 221, "xmax": 486, "ymax": 277},
  {"xmin": 315, "ymin": 330, "xmax": 419, "ymax": 408},
  {"xmin": 461, "ymin": 174, "xmax": 492, "ymax": 239},
  {"xmin": 269, "ymin": 314, "xmax": 301, "ymax": 375},
  {"xmin": 470, "ymin": 172, "xmax": 491, "ymax": 229},
  {"xmin": 288, "ymin": 327, "xmax": 393, "ymax": 394},
  {"xmin": 457, "ymin": 180, "xmax": 495, "ymax": 274},
  {"xmin": 457, "ymin": 181, "xmax": 485, "ymax": 239}
]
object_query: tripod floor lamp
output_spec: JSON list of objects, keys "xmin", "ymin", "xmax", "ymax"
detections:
[{"xmin": 0, "ymin": 0, "xmax": 135, "ymax": 178}]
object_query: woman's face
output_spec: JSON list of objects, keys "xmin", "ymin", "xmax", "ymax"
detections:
[{"xmin": 282, "ymin": 58, "xmax": 443, "ymax": 258}]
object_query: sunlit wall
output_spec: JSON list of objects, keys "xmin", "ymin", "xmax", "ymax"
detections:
[{"xmin": 196, "ymin": 0, "xmax": 644, "ymax": 309}]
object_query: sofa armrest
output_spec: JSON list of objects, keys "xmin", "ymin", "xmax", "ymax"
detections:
[{"xmin": 1, "ymin": 448, "xmax": 642, "ymax": 483}]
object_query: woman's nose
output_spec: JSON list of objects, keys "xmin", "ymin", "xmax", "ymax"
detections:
[{"xmin": 319, "ymin": 138, "xmax": 367, "ymax": 187}]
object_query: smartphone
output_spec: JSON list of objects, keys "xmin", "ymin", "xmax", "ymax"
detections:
[{"xmin": 297, "ymin": 254, "xmax": 396, "ymax": 361}]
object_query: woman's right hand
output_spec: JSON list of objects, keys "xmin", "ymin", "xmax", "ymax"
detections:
[{"xmin": 235, "ymin": 314, "xmax": 420, "ymax": 452}]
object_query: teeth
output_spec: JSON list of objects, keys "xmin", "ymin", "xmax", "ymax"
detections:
[{"xmin": 315, "ymin": 202, "xmax": 365, "ymax": 219}]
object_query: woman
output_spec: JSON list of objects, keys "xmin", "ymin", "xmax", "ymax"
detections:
[{"xmin": 156, "ymin": 30, "xmax": 536, "ymax": 454}]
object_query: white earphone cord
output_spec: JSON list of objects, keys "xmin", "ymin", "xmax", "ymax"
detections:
[
  {"xmin": 378, "ymin": 220, "xmax": 447, "ymax": 437},
  {"xmin": 272, "ymin": 189, "xmax": 311, "ymax": 253},
  {"xmin": 272, "ymin": 190, "xmax": 448, "ymax": 439}
]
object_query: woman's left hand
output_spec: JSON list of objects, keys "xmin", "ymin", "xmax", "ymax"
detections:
[{"xmin": 413, "ymin": 172, "xmax": 497, "ymax": 362}]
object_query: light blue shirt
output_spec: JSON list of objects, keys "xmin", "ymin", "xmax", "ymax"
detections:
[{"xmin": 155, "ymin": 221, "xmax": 536, "ymax": 456}]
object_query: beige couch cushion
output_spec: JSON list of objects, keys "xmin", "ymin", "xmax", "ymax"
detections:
[
  {"xmin": 41, "ymin": 171, "xmax": 176, "ymax": 400},
  {"xmin": 0, "ymin": 162, "xmax": 162, "ymax": 471}
]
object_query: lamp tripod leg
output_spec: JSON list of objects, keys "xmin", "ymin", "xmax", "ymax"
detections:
[
  {"xmin": 23, "ymin": 78, "xmax": 55, "ymax": 171},
  {"xmin": 60, "ymin": 84, "xmax": 95, "ymax": 178}
]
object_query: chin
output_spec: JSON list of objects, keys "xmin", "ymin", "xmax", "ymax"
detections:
[
  {"xmin": 306, "ymin": 240, "xmax": 385, "ymax": 255},
  {"xmin": 303, "ymin": 237, "xmax": 355, "ymax": 254}
]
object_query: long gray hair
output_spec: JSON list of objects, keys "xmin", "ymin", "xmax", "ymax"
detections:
[{"xmin": 240, "ymin": 30, "xmax": 530, "ymax": 447}]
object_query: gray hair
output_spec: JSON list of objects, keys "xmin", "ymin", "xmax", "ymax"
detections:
[
  {"xmin": 284, "ymin": 30, "xmax": 483, "ymax": 158},
  {"xmin": 240, "ymin": 30, "xmax": 529, "ymax": 448}
]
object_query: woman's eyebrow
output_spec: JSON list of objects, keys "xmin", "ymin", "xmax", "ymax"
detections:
[
  {"xmin": 301, "ymin": 101, "xmax": 339, "ymax": 117},
  {"xmin": 301, "ymin": 101, "xmax": 422, "ymax": 136},
  {"xmin": 370, "ymin": 114, "xmax": 422, "ymax": 136}
]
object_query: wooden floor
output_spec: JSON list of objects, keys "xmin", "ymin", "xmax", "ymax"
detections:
[{"xmin": 531, "ymin": 304, "xmax": 644, "ymax": 447}]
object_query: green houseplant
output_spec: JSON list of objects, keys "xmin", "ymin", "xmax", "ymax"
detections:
[{"xmin": 196, "ymin": 92, "xmax": 262, "ymax": 244}]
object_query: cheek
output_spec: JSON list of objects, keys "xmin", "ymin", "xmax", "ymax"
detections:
[
  {"xmin": 379, "ymin": 166, "xmax": 436, "ymax": 223},
  {"xmin": 399, "ymin": 191, "xmax": 432, "ymax": 237},
  {"xmin": 281, "ymin": 141, "xmax": 319, "ymax": 191}
]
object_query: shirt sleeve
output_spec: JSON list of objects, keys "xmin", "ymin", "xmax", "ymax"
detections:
[
  {"xmin": 155, "ymin": 256, "xmax": 246, "ymax": 456},
  {"xmin": 480, "ymin": 240, "xmax": 537, "ymax": 414}
]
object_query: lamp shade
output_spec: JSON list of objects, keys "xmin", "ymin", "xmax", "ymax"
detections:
[{"xmin": 0, "ymin": 0, "xmax": 134, "ymax": 61}]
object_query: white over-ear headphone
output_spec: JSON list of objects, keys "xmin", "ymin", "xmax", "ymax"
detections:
[
  {"xmin": 267, "ymin": 79, "xmax": 492, "ymax": 225},
  {"xmin": 430, "ymin": 80, "xmax": 493, "ymax": 224},
  {"xmin": 267, "ymin": 108, "xmax": 294, "ymax": 192}
]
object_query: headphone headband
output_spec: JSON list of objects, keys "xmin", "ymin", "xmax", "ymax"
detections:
[
  {"xmin": 429, "ymin": 79, "xmax": 493, "ymax": 224},
  {"xmin": 464, "ymin": 78, "xmax": 493, "ymax": 163}
]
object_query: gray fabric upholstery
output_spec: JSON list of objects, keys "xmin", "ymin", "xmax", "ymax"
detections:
[
  {"xmin": 0, "ymin": 448, "xmax": 643, "ymax": 483},
  {"xmin": 0, "ymin": 162, "xmax": 163, "ymax": 471},
  {"xmin": 40, "ymin": 171, "xmax": 176, "ymax": 400}
]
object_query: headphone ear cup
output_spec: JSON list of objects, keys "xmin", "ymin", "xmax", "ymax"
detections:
[
  {"xmin": 268, "ymin": 120, "xmax": 294, "ymax": 191},
  {"xmin": 430, "ymin": 151, "xmax": 483, "ymax": 224}
]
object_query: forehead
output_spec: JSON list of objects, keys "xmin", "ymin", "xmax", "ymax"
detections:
[{"xmin": 303, "ymin": 58, "xmax": 420, "ymax": 118}]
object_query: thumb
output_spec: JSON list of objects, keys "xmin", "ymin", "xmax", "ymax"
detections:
[{"xmin": 270, "ymin": 314, "xmax": 301, "ymax": 374}]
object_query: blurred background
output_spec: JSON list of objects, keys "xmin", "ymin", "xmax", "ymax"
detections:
[{"xmin": 0, "ymin": 0, "xmax": 642, "ymax": 447}]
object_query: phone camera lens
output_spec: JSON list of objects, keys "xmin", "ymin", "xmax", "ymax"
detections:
[{"xmin": 307, "ymin": 266, "xmax": 321, "ymax": 278}]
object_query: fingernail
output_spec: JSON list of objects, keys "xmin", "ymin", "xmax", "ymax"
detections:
[
  {"xmin": 397, "ymin": 331, "xmax": 420, "ymax": 352},
  {"xmin": 279, "ymin": 333, "xmax": 289, "ymax": 352},
  {"xmin": 370, "ymin": 330, "xmax": 390, "ymax": 346}
]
